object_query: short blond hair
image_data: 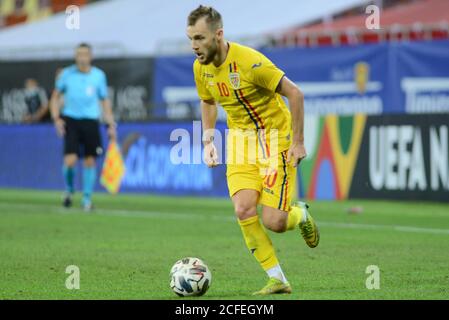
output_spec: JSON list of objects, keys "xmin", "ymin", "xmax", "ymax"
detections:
[{"xmin": 187, "ymin": 5, "xmax": 223, "ymax": 31}]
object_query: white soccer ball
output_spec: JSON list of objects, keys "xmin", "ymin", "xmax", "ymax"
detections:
[{"xmin": 170, "ymin": 257, "xmax": 212, "ymax": 297}]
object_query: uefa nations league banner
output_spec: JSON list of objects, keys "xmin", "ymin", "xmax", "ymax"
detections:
[
  {"xmin": 349, "ymin": 114, "xmax": 449, "ymax": 202},
  {"xmin": 0, "ymin": 114, "xmax": 448, "ymax": 201},
  {"xmin": 300, "ymin": 113, "xmax": 449, "ymax": 202},
  {"xmin": 153, "ymin": 40, "xmax": 449, "ymax": 118}
]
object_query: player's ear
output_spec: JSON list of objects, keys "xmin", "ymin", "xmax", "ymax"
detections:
[{"xmin": 215, "ymin": 28, "xmax": 223, "ymax": 40}]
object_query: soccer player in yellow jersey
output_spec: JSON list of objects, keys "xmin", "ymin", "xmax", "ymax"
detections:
[{"xmin": 187, "ymin": 5, "xmax": 320, "ymax": 295}]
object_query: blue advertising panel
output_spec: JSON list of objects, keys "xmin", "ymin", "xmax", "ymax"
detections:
[
  {"xmin": 153, "ymin": 40, "xmax": 449, "ymax": 118},
  {"xmin": 0, "ymin": 122, "xmax": 229, "ymax": 197},
  {"xmin": 0, "ymin": 124, "xmax": 64, "ymax": 189},
  {"xmin": 392, "ymin": 40, "xmax": 449, "ymax": 114},
  {"xmin": 118, "ymin": 122, "xmax": 228, "ymax": 197}
]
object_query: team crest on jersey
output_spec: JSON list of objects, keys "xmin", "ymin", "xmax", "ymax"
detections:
[{"xmin": 229, "ymin": 72, "xmax": 241, "ymax": 89}]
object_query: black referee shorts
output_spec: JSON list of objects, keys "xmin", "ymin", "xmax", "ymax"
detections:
[{"xmin": 63, "ymin": 116, "xmax": 103, "ymax": 158}]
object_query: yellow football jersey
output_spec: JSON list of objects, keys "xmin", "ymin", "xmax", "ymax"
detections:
[{"xmin": 193, "ymin": 42, "xmax": 292, "ymax": 156}]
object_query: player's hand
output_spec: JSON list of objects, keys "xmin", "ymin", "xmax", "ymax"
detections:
[
  {"xmin": 287, "ymin": 141, "xmax": 306, "ymax": 167},
  {"xmin": 54, "ymin": 118, "xmax": 65, "ymax": 137},
  {"xmin": 107, "ymin": 124, "xmax": 117, "ymax": 141},
  {"xmin": 203, "ymin": 142, "xmax": 219, "ymax": 168}
]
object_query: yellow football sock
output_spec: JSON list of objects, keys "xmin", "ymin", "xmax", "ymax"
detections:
[
  {"xmin": 286, "ymin": 205, "xmax": 304, "ymax": 231},
  {"xmin": 238, "ymin": 215, "xmax": 279, "ymax": 271}
]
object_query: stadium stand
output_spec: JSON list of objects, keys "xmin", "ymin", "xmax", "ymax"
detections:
[
  {"xmin": 276, "ymin": 0, "xmax": 449, "ymax": 46},
  {"xmin": 1, "ymin": 0, "xmax": 446, "ymax": 49},
  {"xmin": 0, "ymin": 0, "xmax": 93, "ymax": 28},
  {"xmin": 0, "ymin": 0, "xmax": 369, "ymax": 59}
]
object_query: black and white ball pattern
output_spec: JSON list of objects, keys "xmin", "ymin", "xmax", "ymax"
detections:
[{"xmin": 170, "ymin": 257, "xmax": 212, "ymax": 297}]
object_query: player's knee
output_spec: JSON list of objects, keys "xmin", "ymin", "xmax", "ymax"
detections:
[
  {"xmin": 234, "ymin": 204, "xmax": 257, "ymax": 220},
  {"xmin": 264, "ymin": 218, "xmax": 287, "ymax": 233},
  {"xmin": 64, "ymin": 154, "xmax": 77, "ymax": 167},
  {"xmin": 84, "ymin": 157, "xmax": 96, "ymax": 167}
]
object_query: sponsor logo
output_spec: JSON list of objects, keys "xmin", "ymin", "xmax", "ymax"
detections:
[
  {"xmin": 298, "ymin": 61, "xmax": 383, "ymax": 115},
  {"xmin": 355, "ymin": 62, "xmax": 369, "ymax": 94},
  {"xmin": 401, "ymin": 77, "xmax": 449, "ymax": 113}
]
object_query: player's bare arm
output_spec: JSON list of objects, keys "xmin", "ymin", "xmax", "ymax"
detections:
[
  {"xmin": 276, "ymin": 76, "xmax": 306, "ymax": 167},
  {"xmin": 50, "ymin": 89, "xmax": 65, "ymax": 137},
  {"xmin": 100, "ymin": 98, "xmax": 117, "ymax": 141},
  {"xmin": 201, "ymin": 98, "xmax": 219, "ymax": 168}
]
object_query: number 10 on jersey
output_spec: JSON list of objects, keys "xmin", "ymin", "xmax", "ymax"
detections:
[{"xmin": 217, "ymin": 82, "xmax": 229, "ymax": 97}]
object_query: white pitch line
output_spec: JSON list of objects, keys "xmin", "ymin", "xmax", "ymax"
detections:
[
  {"xmin": 1, "ymin": 202, "xmax": 449, "ymax": 235},
  {"xmin": 317, "ymin": 221, "xmax": 449, "ymax": 235}
]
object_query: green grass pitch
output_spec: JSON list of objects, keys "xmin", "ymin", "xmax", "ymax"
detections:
[{"xmin": 0, "ymin": 188, "xmax": 448, "ymax": 300}]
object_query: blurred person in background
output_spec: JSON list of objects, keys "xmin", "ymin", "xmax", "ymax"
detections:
[
  {"xmin": 22, "ymin": 78, "xmax": 49, "ymax": 123},
  {"xmin": 50, "ymin": 43, "xmax": 116, "ymax": 211},
  {"xmin": 55, "ymin": 67, "xmax": 63, "ymax": 81}
]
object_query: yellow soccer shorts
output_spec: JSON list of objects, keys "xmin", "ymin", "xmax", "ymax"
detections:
[{"xmin": 226, "ymin": 150, "xmax": 297, "ymax": 212}]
